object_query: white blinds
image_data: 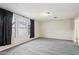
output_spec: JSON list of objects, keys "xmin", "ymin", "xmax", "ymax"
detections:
[{"xmin": 12, "ymin": 14, "xmax": 30, "ymax": 39}]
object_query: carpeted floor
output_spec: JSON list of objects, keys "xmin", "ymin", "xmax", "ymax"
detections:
[{"xmin": 0, "ymin": 38, "xmax": 79, "ymax": 55}]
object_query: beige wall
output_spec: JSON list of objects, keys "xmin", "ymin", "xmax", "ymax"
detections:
[
  {"xmin": 35, "ymin": 20, "xmax": 40, "ymax": 38},
  {"xmin": 39, "ymin": 19, "xmax": 74, "ymax": 40}
]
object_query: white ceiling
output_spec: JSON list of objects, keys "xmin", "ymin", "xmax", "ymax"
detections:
[{"xmin": 0, "ymin": 3, "xmax": 79, "ymax": 21}]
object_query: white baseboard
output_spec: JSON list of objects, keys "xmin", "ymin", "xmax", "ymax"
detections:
[{"xmin": 39, "ymin": 37, "xmax": 73, "ymax": 42}]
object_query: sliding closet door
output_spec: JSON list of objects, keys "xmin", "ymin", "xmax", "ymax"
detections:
[{"xmin": 30, "ymin": 19, "xmax": 35, "ymax": 38}]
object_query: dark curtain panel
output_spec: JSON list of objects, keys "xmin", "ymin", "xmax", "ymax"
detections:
[
  {"xmin": 30, "ymin": 19, "xmax": 35, "ymax": 38},
  {"xmin": 0, "ymin": 8, "xmax": 13, "ymax": 46},
  {"xmin": 0, "ymin": 8, "xmax": 4, "ymax": 46}
]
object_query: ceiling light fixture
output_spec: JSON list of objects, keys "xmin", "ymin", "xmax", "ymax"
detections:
[
  {"xmin": 43, "ymin": 11, "xmax": 51, "ymax": 15},
  {"xmin": 54, "ymin": 16, "xmax": 58, "ymax": 18}
]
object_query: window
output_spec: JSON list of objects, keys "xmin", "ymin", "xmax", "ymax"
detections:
[{"xmin": 12, "ymin": 14, "xmax": 30, "ymax": 39}]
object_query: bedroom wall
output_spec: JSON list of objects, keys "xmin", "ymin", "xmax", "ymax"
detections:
[
  {"xmin": 35, "ymin": 20, "xmax": 40, "ymax": 38},
  {"xmin": 39, "ymin": 19, "xmax": 74, "ymax": 40}
]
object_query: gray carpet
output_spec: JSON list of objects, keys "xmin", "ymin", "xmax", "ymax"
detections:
[{"xmin": 0, "ymin": 38, "xmax": 79, "ymax": 55}]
